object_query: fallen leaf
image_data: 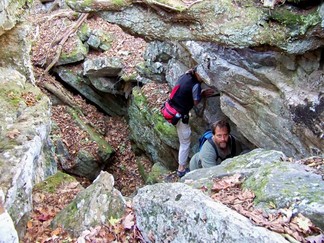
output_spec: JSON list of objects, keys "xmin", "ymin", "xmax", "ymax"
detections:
[
  {"xmin": 109, "ymin": 216, "xmax": 121, "ymax": 226},
  {"xmin": 51, "ymin": 227, "xmax": 62, "ymax": 236},
  {"xmin": 123, "ymin": 213, "xmax": 134, "ymax": 229},
  {"xmin": 292, "ymin": 213, "xmax": 312, "ymax": 232},
  {"xmin": 6, "ymin": 129, "xmax": 20, "ymax": 139},
  {"xmin": 27, "ymin": 220, "xmax": 33, "ymax": 229},
  {"xmin": 37, "ymin": 213, "xmax": 51, "ymax": 222},
  {"xmin": 33, "ymin": 193, "xmax": 45, "ymax": 204}
]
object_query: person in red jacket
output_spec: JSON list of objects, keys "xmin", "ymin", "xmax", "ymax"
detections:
[{"xmin": 167, "ymin": 65, "xmax": 214, "ymax": 177}]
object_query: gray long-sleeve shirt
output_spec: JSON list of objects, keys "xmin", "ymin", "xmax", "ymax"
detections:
[{"xmin": 189, "ymin": 135, "xmax": 243, "ymax": 170}]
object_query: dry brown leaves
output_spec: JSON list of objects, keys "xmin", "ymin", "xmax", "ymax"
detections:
[
  {"xmin": 50, "ymin": 92, "xmax": 152, "ymax": 197},
  {"xmin": 104, "ymin": 116, "xmax": 152, "ymax": 196},
  {"xmin": 23, "ymin": 181, "xmax": 82, "ymax": 242},
  {"xmin": 21, "ymin": 92, "xmax": 38, "ymax": 106},
  {"xmin": 29, "ymin": 10, "xmax": 76, "ymax": 68},
  {"xmin": 209, "ymin": 174, "xmax": 323, "ymax": 243},
  {"xmin": 141, "ymin": 82, "xmax": 170, "ymax": 110},
  {"xmin": 29, "ymin": 8, "xmax": 147, "ymax": 77},
  {"xmin": 6, "ymin": 129, "xmax": 20, "ymax": 139},
  {"xmin": 75, "ymin": 203, "xmax": 144, "ymax": 242},
  {"xmin": 51, "ymin": 104, "xmax": 99, "ymax": 163},
  {"xmin": 86, "ymin": 15, "xmax": 147, "ymax": 77},
  {"xmin": 294, "ymin": 157, "xmax": 324, "ymax": 179},
  {"xmin": 74, "ymin": 95, "xmax": 108, "ymax": 135},
  {"xmin": 23, "ymin": 180, "xmax": 144, "ymax": 243}
]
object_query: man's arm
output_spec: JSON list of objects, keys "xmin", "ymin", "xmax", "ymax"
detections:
[
  {"xmin": 200, "ymin": 141, "xmax": 218, "ymax": 168},
  {"xmin": 193, "ymin": 86, "xmax": 216, "ymax": 106}
]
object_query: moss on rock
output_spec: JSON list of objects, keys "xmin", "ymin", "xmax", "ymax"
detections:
[
  {"xmin": 269, "ymin": 7, "xmax": 321, "ymax": 35},
  {"xmin": 146, "ymin": 162, "xmax": 170, "ymax": 184},
  {"xmin": 33, "ymin": 171, "xmax": 77, "ymax": 193}
]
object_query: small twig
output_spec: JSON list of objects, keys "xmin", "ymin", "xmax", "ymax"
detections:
[
  {"xmin": 115, "ymin": 38, "xmax": 126, "ymax": 50},
  {"xmin": 183, "ymin": 0, "xmax": 203, "ymax": 8},
  {"xmin": 38, "ymin": 9, "xmax": 76, "ymax": 23}
]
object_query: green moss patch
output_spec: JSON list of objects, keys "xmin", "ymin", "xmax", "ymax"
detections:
[
  {"xmin": 33, "ymin": 171, "xmax": 77, "ymax": 193},
  {"xmin": 270, "ymin": 8, "xmax": 321, "ymax": 35}
]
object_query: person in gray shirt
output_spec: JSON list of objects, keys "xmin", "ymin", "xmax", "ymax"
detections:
[{"xmin": 190, "ymin": 120, "xmax": 245, "ymax": 170}]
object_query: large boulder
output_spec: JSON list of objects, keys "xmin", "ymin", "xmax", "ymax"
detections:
[
  {"xmin": 0, "ymin": 67, "xmax": 55, "ymax": 238},
  {"xmin": 183, "ymin": 41, "xmax": 323, "ymax": 158},
  {"xmin": 0, "ymin": 0, "xmax": 30, "ymax": 36},
  {"xmin": 133, "ymin": 182, "xmax": 288, "ymax": 242},
  {"xmin": 128, "ymin": 86, "xmax": 179, "ymax": 169},
  {"xmin": 51, "ymin": 171, "xmax": 126, "ymax": 237},
  {"xmin": 67, "ymin": 0, "xmax": 324, "ymax": 54},
  {"xmin": 0, "ymin": 22, "xmax": 35, "ymax": 84},
  {"xmin": 0, "ymin": 202, "xmax": 19, "ymax": 243},
  {"xmin": 54, "ymin": 66, "xmax": 128, "ymax": 116},
  {"xmin": 53, "ymin": 107, "xmax": 115, "ymax": 181},
  {"xmin": 184, "ymin": 149, "xmax": 324, "ymax": 230},
  {"xmin": 138, "ymin": 40, "xmax": 323, "ymax": 159}
]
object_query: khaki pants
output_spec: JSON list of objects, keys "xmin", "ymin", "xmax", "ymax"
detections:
[{"xmin": 176, "ymin": 120, "xmax": 191, "ymax": 166}]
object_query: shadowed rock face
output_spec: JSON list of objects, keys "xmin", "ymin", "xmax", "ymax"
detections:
[
  {"xmin": 175, "ymin": 41, "xmax": 323, "ymax": 158},
  {"xmin": 185, "ymin": 42, "xmax": 323, "ymax": 158}
]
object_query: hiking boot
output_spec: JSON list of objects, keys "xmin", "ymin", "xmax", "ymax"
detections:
[{"xmin": 177, "ymin": 168, "xmax": 190, "ymax": 178}]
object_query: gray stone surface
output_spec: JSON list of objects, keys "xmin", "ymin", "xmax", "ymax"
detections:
[
  {"xmin": 141, "ymin": 40, "xmax": 323, "ymax": 159},
  {"xmin": 133, "ymin": 182, "xmax": 289, "ymax": 243},
  {"xmin": 0, "ymin": 207, "xmax": 19, "ymax": 243},
  {"xmin": 0, "ymin": 0, "xmax": 28, "ymax": 36},
  {"xmin": 54, "ymin": 66, "xmax": 127, "ymax": 116},
  {"xmin": 83, "ymin": 56, "xmax": 123, "ymax": 77},
  {"xmin": 57, "ymin": 36, "xmax": 89, "ymax": 65},
  {"xmin": 0, "ymin": 67, "xmax": 56, "ymax": 238},
  {"xmin": 51, "ymin": 171, "xmax": 126, "ymax": 237},
  {"xmin": 97, "ymin": 1, "xmax": 323, "ymax": 54},
  {"xmin": 184, "ymin": 148, "xmax": 324, "ymax": 230},
  {"xmin": 0, "ymin": 23, "xmax": 35, "ymax": 84}
]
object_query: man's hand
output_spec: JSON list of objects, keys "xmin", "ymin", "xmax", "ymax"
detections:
[{"xmin": 201, "ymin": 88, "xmax": 217, "ymax": 98}]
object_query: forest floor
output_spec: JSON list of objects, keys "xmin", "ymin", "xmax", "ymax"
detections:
[{"xmin": 22, "ymin": 2, "xmax": 323, "ymax": 242}]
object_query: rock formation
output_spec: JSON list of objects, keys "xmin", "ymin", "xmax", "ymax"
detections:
[{"xmin": 66, "ymin": 0, "xmax": 324, "ymax": 158}]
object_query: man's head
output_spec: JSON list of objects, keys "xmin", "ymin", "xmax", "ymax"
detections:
[
  {"xmin": 211, "ymin": 120, "xmax": 230, "ymax": 149},
  {"xmin": 193, "ymin": 64, "xmax": 211, "ymax": 84}
]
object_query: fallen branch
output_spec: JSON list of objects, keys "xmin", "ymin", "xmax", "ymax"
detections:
[
  {"xmin": 43, "ymin": 81, "xmax": 78, "ymax": 109},
  {"xmin": 44, "ymin": 13, "xmax": 89, "ymax": 74},
  {"xmin": 46, "ymin": 10, "xmax": 76, "ymax": 21}
]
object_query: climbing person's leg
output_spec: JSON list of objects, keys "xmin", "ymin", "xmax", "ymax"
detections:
[{"xmin": 176, "ymin": 120, "xmax": 191, "ymax": 177}]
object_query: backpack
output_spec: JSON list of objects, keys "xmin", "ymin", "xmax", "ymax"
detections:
[
  {"xmin": 160, "ymin": 84, "xmax": 182, "ymax": 125},
  {"xmin": 198, "ymin": 129, "xmax": 236, "ymax": 161},
  {"xmin": 160, "ymin": 101, "xmax": 181, "ymax": 125},
  {"xmin": 198, "ymin": 129, "xmax": 213, "ymax": 151}
]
